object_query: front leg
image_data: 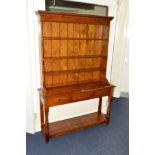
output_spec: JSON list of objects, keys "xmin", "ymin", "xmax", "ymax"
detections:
[
  {"xmin": 106, "ymin": 88, "xmax": 113, "ymax": 125},
  {"xmin": 98, "ymin": 97, "xmax": 102, "ymax": 113},
  {"xmin": 40, "ymin": 96, "xmax": 44, "ymax": 132},
  {"xmin": 44, "ymin": 105, "xmax": 49, "ymax": 143}
]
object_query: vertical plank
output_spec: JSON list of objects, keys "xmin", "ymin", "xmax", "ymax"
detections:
[
  {"xmin": 87, "ymin": 40, "xmax": 94, "ymax": 55},
  {"xmin": 88, "ymin": 24, "xmax": 95, "ymax": 38},
  {"xmin": 66, "ymin": 23, "xmax": 69, "ymax": 84},
  {"xmin": 44, "ymin": 59, "xmax": 52, "ymax": 72},
  {"xmin": 59, "ymin": 59, "xmax": 68, "ymax": 71},
  {"xmin": 67, "ymin": 73, "xmax": 73, "ymax": 83},
  {"xmin": 51, "ymin": 22, "xmax": 59, "ymax": 37},
  {"xmin": 102, "ymin": 40, "xmax": 108, "ymax": 56},
  {"xmin": 68, "ymin": 59, "xmax": 78, "ymax": 70},
  {"xmin": 53, "ymin": 74, "xmax": 67, "ymax": 86},
  {"xmin": 73, "ymin": 40, "xmax": 79, "ymax": 56},
  {"xmin": 52, "ymin": 59, "xmax": 60, "ymax": 71},
  {"xmin": 60, "ymin": 23, "xmax": 67, "ymax": 38},
  {"xmin": 52, "ymin": 40, "xmax": 60, "ymax": 56},
  {"xmin": 92, "ymin": 58, "xmax": 101, "ymax": 68},
  {"xmin": 79, "ymin": 40, "xmax": 86, "ymax": 56},
  {"xmin": 79, "ymin": 24, "xmax": 86, "ymax": 83},
  {"xmin": 45, "ymin": 73, "xmax": 52, "ymax": 88},
  {"xmin": 95, "ymin": 40, "xmax": 102, "ymax": 55},
  {"xmin": 73, "ymin": 23, "xmax": 79, "ymax": 38},
  {"xmin": 68, "ymin": 23, "xmax": 74, "ymax": 38},
  {"xmin": 43, "ymin": 40, "xmax": 52, "ymax": 57},
  {"xmin": 78, "ymin": 58, "xmax": 85, "ymax": 69},
  {"xmin": 60, "ymin": 74, "xmax": 67, "ymax": 86},
  {"xmin": 85, "ymin": 23, "xmax": 89, "ymax": 81},
  {"xmin": 67, "ymin": 73, "xmax": 79, "ymax": 84},
  {"xmin": 85, "ymin": 71, "xmax": 93, "ymax": 81},
  {"xmin": 60, "ymin": 40, "xmax": 67, "ymax": 56},
  {"xmin": 100, "ymin": 70, "xmax": 106, "ymax": 82},
  {"xmin": 68, "ymin": 40, "xmax": 74, "ymax": 56},
  {"xmin": 93, "ymin": 71, "xmax": 100, "ymax": 80},
  {"xmin": 79, "ymin": 72, "xmax": 85, "ymax": 82},
  {"xmin": 43, "ymin": 22, "xmax": 52, "ymax": 37},
  {"xmin": 103, "ymin": 25, "xmax": 110, "ymax": 39},
  {"xmin": 99, "ymin": 25, "xmax": 103, "ymax": 39},
  {"xmin": 73, "ymin": 73, "xmax": 79, "ymax": 84},
  {"xmin": 52, "ymin": 59, "xmax": 67, "ymax": 71},
  {"xmin": 95, "ymin": 25, "xmax": 99, "ymax": 39},
  {"xmin": 79, "ymin": 24, "xmax": 87, "ymax": 38},
  {"xmin": 100, "ymin": 57, "xmax": 107, "ymax": 70},
  {"xmin": 52, "ymin": 75, "xmax": 59, "ymax": 86},
  {"xmin": 85, "ymin": 58, "xmax": 93, "ymax": 69}
]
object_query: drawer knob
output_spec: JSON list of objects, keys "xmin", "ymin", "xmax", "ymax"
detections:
[
  {"xmin": 81, "ymin": 89, "xmax": 85, "ymax": 92},
  {"xmin": 57, "ymin": 98, "xmax": 62, "ymax": 102}
]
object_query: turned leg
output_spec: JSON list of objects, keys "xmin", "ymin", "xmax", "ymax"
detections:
[
  {"xmin": 106, "ymin": 89, "xmax": 113, "ymax": 125},
  {"xmin": 44, "ymin": 106, "xmax": 49, "ymax": 143},
  {"xmin": 98, "ymin": 97, "xmax": 102, "ymax": 113},
  {"xmin": 40, "ymin": 96, "xmax": 44, "ymax": 132}
]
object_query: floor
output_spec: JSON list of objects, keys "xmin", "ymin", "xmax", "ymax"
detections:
[{"xmin": 26, "ymin": 97, "xmax": 129, "ymax": 155}]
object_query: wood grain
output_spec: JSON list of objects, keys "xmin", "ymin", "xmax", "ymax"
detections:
[
  {"xmin": 37, "ymin": 11, "xmax": 114, "ymax": 143},
  {"xmin": 49, "ymin": 112, "xmax": 108, "ymax": 138}
]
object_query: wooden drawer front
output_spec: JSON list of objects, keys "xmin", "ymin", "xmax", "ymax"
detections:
[
  {"xmin": 47, "ymin": 87, "xmax": 112, "ymax": 106},
  {"xmin": 72, "ymin": 91, "xmax": 94, "ymax": 101},
  {"xmin": 72, "ymin": 87, "xmax": 111, "ymax": 102},
  {"xmin": 47, "ymin": 96, "xmax": 72, "ymax": 106},
  {"xmin": 94, "ymin": 87, "xmax": 111, "ymax": 97}
]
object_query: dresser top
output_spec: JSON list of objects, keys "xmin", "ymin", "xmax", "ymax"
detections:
[
  {"xmin": 37, "ymin": 10, "xmax": 113, "ymax": 21},
  {"xmin": 39, "ymin": 81, "xmax": 114, "ymax": 97}
]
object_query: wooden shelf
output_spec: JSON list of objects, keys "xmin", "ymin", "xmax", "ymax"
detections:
[
  {"xmin": 49, "ymin": 112, "xmax": 108, "ymax": 138},
  {"xmin": 43, "ymin": 55, "xmax": 106, "ymax": 60},
  {"xmin": 43, "ymin": 37, "xmax": 108, "ymax": 40},
  {"xmin": 44, "ymin": 67, "xmax": 104, "ymax": 74}
]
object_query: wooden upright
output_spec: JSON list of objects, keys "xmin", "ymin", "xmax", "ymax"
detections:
[{"xmin": 37, "ymin": 11, "xmax": 114, "ymax": 143}]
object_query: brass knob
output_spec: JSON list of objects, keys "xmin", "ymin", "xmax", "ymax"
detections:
[
  {"xmin": 57, "ymin": 98, "xmax": 62, "ymax": 102},
  {"xmin": 81, "ymin": 89, "xmax": 85, "ymax": 92}
]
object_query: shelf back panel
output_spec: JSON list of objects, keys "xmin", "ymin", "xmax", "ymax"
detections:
[{"xmin": 38, "ymin": 11, "xmax": 113, "ymax": 88}]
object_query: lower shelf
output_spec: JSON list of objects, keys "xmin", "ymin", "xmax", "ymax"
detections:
[{"xmin": 49, "ymin": 112, "xmax": 108, "ymax": 138}]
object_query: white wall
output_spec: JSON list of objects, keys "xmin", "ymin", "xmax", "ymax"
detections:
[
  {"xmin": 26, "ymin": 0, "xmax": 128, "ymax": 133},
  {"xmin": 26, "ymin": 0, "xmax": 45, "ymax": 133},
  {"xmin": 120, "ymin": 1, "xmax": 129, "ymax": 93},
  {"xmin": 110, "ymin": 0, "xmax": 129, "ymax": 95}
]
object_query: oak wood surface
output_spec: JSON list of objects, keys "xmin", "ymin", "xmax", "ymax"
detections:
[
  {"xmin": 39, "ymin": 81, "xmax": 112, "ymax": 97},
  {"xmin": 37, "ymin": 11, "xmax": 114, "ymax": 143},
  {"xmin": 49, "ymin": 112, "xmax": 107, "ymax": 138},
  {"xmin": 37, "ymin": 10, "xmax": 113, "ymax": 24}
]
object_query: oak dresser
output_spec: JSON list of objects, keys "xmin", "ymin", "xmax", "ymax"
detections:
[{"xmin": 37, "ymin": 11, "xmax": 114, "ymax": 143}]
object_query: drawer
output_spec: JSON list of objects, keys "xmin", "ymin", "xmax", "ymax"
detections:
[
  {"xmin": 46, "ymin": 87, "xmax": 112, "ymax": 106},
  {"xmin": 72, "ymin": 87, "xmax": 111, "ymax": 102},
  {"xmin": 93, "ymin": 87, "xmax": 111, "ymax": 97},
  {"xmin": 47, "ymin": 95, "xmax": 72, "ymax": 106},
  {"xmin": 72, "ymin": 91, "xmax": 94, "ymax": 101}
]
